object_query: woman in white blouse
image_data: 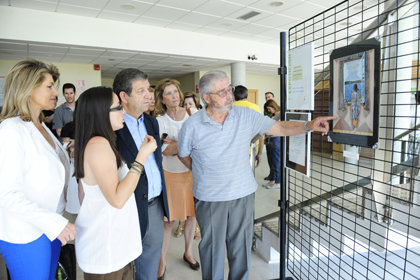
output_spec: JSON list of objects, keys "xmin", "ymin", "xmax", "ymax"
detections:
[
  {"xmin": 155, "ymin": 78, "xmax": 199, "ymax": 279},
  {"xmin": 0, "ymin": 59, "xmax": 76, "ymax": 280}
]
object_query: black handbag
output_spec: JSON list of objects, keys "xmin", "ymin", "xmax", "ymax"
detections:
[{"xmin": 56, "ymin": 244, "xmax": 76, "ymax": 280}]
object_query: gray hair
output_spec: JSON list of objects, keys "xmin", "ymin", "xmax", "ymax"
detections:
[{"xmin": 198, "ymin": 70, "xmax": 229, "ymax": 107}]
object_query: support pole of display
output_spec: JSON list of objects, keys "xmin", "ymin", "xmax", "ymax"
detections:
[{"xmin": 278, "ymin": 31, "xmax": 294, "ymax": 280}]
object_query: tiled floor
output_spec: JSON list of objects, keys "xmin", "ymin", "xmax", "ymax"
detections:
[{"xmin": 75, "ymin": 152, "xmax": 282, "ymax": 279}]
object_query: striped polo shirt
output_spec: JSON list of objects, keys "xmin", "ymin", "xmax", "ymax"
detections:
[{"xmin": 178, "ymin": 105, "xmax": 275, "ymax": 202}]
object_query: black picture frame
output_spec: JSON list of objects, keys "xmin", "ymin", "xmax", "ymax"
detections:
[
  {"xmin": 329, "ymin": 38, "xmax": 380, "ymax": 147},
  {"xmin": 285, "ymin": 112, "xmax": 311, "ymax": 177}
]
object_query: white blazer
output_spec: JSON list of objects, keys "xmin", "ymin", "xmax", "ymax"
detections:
[{"xmin": 0, "ymin": 117, "xmax": 69, "ymax": 244}]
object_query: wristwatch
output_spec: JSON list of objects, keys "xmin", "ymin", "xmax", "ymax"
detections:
[{"xmin": 304, "ymin": 121, "xmax": 313, "ymax": 133}]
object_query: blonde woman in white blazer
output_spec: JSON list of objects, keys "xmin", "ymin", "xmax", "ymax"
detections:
[{"xmin": 0, "ymin": 59, "xmax": 76, "ymax": 280}]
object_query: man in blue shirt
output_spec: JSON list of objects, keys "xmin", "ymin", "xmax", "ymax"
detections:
[
  {"xmin": 113, "ymin": 69, "xmax": 169, "ymax": 280},
  {"xmin": 178, "ymin": 70, "xmax": 334, "ymax": 280}
]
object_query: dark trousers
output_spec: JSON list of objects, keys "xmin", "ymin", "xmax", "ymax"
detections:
[
  {"xmin": 134, "ymin": 197, "xmax": 164, "ymax": 280},
  {"xmin": 266, "ymin": 136, "xmax": 281, "ymax": 184}
]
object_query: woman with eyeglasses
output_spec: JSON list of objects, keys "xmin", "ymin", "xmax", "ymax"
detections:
[
  {"xmin": 154, "ymin": 78, "xmax": 199, "ymax": 279},
  {"xmin": 0, "ymin": 59, "xmax": 76, "ymax": 280},
  {"xmin": 73, "ymin": 86, "xmax": 157, "ymax": 279}
]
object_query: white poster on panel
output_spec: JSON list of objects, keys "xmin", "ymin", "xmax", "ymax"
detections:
[
  {"xmin": 287, "ymin": 42, "xmax": 314, "ymax": 110},
  {"xmin": 285, "ymin": 112, "xmax": 311, "ymax": 177}
]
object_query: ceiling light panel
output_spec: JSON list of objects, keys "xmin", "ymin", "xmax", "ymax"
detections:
[
  {"xmin": 237, "ymin": 11, "xmax": 261, "ymax": 20},
  {"xmin": 228, "ymin": 7, "xmax": 267, "ymax": 23}
]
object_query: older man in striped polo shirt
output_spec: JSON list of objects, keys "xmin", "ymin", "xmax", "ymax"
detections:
[{"xmin": 178, "ymin": 70, "xmax": 334, "ymax": 280}]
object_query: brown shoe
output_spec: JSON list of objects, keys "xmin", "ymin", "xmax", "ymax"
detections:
[
  {"xmin": 194, "ymin": 225, "xmax": 201, "ymax": 240},
  {"xmin": 183, "ymin": 254, "xmax": 200, "ymax": 271},
  {"xmin": 174, "ymin": 222, "xmax": 184, "ymax": 238}
]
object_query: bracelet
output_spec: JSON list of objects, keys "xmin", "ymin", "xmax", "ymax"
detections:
[
  {"xmin": 131, "ymin": 162, "xmax": 144, "ymax": 174},
  {"xmin": 304, "ymin": 121, "xmax": 313, "ymax": 133},
  {"xmin": 129, "ymin": 170, "xmax": 141, "ymax": 176},
  {"xmin": 131, "ymin": 162, "xmax": 144, "ymax": 169},
  {"xmin": 134, "ymin": 160, "xmax": 143, "ymax": 167},
  {"xmin": 131, "ymin": 165, "xmax": 142, "ymax": 173}
]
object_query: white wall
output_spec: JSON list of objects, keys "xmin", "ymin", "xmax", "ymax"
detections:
[{"xmin": 247, "ymin": 74, "xmax": 281, "ymax": 110}]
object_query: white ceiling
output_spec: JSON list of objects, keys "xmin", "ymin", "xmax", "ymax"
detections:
[{"xmin": 0, "ymin": 0, "xmax": 346, "ymax": 78}]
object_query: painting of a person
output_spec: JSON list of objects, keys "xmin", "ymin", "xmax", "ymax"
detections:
[{"xmin": 351, "ymin": 84, "xmax": 361, "ymax": 128}]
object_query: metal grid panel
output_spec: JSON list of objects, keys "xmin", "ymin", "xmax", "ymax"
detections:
[{"xmin": 287, "ymin": 0, "xmax": 420, "ymax": 279}]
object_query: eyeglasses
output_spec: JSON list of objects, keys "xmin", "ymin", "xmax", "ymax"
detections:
[
  {"xmin": 210, "ymin": 85, "xmax": 234, "ymax": 98},
  {"xmin": 109, "ymin": 105, "xmax": 123, "ymax": 112}
]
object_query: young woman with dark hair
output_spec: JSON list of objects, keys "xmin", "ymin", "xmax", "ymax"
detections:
[{"xmin": 73, "ymin": 86, "xmax": 157, "ymax": 279}]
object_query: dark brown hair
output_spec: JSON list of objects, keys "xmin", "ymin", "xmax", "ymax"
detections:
[{"xmin": 73, "ymin": 86, "xmax": 122, "ymax": 179}]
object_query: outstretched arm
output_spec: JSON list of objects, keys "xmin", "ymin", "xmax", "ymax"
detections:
[{"xmin": 266, "ymin": 116, "xmax": 336, "ymax": 137}]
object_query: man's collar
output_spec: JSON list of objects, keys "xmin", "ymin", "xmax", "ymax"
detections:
[{"xmin": 124, "ymin": 112, "xmax": 144, "ymax": 124}]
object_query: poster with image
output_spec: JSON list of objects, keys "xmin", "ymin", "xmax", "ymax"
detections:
[{"xmin": 329, "ymin": 38, "xmax": 380, "ymax": 147}]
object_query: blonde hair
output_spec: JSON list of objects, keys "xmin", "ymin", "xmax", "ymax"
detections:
[
  {"xmin": 154, "ymin": 78, "xmax": 183, "ymax": 116},
  {"xmin": 0, "ymin": 59, "xmax": 60, "ymax": 122}
]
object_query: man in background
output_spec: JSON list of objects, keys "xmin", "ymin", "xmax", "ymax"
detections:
[
  {"xmin": 233, "ymin": 85, "xmax": 264, "ymax": 166},
  {"xmin": 265, "ymin": 91, "xmax": 275, "ymax": 101},
  {"xmin": 53, "ymin": 83, "xmax": 76, "ymax": 138}
]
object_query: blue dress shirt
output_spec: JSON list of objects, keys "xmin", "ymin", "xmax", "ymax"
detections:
[{"xmin": 124, "ymin": 113, "xmax": 162, "ymax": 199}]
